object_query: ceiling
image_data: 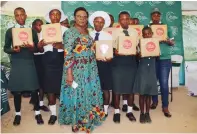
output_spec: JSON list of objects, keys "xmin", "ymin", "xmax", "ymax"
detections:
[{"xmin": 1, "ymin": 1, "xmax": 197, "ymax": 16}]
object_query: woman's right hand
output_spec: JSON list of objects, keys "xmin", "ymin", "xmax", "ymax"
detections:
[
  {"xmin": 66, "ymin": 69, "xmax": 74, "ymax": 86},
  {"xmin": 13, "ymin": 46, "xmax": 20, "ymax": 52}
]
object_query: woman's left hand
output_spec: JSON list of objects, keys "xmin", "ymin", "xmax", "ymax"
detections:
[
  {"xmin": 66, "ymin": 68, "xmax": 74, "ymax": 86},
  {"xmin": 166, "ymin": 39, "xmax": 175, "ymax": 46}
]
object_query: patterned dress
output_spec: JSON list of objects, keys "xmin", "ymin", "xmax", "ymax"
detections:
[{"xmin": 58, "ymin": 27, "xmax": 105, "ymax": 133}]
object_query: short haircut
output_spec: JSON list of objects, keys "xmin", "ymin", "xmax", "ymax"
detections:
[
  {"xmin": 133, "ymin": 18, "xmax": 139, "ymax": 21},
  {"xmin": 74, "ymin": 7, "xmax": 89, "ymax": 17},
  {"xmin": 14, "ymin": 7, "xmax": 26, "ymax": 14},
  {"xmin": 32, "ymin": 19, "xmax": 43, "ymax": 27},
  {"xmin": 109, "ymin": 14, "xmax": 114, "ymax": 19},
  {"xmin": 118, "ymin": 11, "xmax": 130, "ymax": 19},
  {"xmin": 142, "ymin": 26, "xmax": 152, "ymax": 33}
]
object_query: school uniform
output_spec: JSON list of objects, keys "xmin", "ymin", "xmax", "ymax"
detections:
[
  {"xmin": 112, "ymin": 27, "xmax": 139, "ymax": 94},
  {"xmin": 90, "ymin": 30, "xmax": 113, "ymax": 90},
  {"xmin": 40, "ymin": 26, "xmax": 68, "ymax": 94},
  {"xmin": 4, "ymin": 23, "xmax": 44, "ymax": 125},
  {"xmin": 34, "ymin": 33, "xmax": 45, "ymax": 89},
  {"xmin": 133, "ymin": 57, "xmax": 158, "ymax": 95},
  {"xmin": 4, "ymin": 24, "xmax": 39, "ymax": 92}
]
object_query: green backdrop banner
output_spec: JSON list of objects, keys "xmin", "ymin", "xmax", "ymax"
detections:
[
  {"xmin": 62, "ymin": 1, "xmax": 184, "ymax": 57},
  {"xmin": 0, "ymin": 1, "xmax": 185, "ymax": 85},
  {"xmin": 62, "ymin": 1, "xmax": 185, "ymax": 85}
]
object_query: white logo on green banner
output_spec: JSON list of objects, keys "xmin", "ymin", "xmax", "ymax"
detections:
[
  {"xmin": 83, "ymin": 1, "xmax": 97, "ymax": 6},
  {"xmin": 65, "ymin": 12, "xmax": 74, "ymax": 21},
  {"xmin": 102, "ymin": 1, "xmax": 112, "ymax": 5},
  {"xmin": 165, "ymin": 2, "xmax": 175, "ymax": 6},
  {"xmin": 134, "ymin": 12, "xmax": 148, "ymax": 21},
  {"xmin": 134, "ymin": 1, "xmax": 144, "ymax": 6},
  {"xmin": 166, "ymin": 12, "xmax": 178, "ymax": 22},
  {"xmin": 67, "ymin": 1, "xmax": 78, "ymax": 5},
  {"xmin": 170, "ymin": 26, "xmax": 178, "ymax": 36},
  {"xmin": 117, "ymin": 1, "xmax": 130, "ymax": 6},
  {"xmin": 148, "ymin": 1, "xmax": 161, "ymax": 6}
]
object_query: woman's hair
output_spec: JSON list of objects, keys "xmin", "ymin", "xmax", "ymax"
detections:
[
  {"xmin": 109, "ymin": 14, "xmax": 114, "ymax": 20},
  {"xmin": 74, "ymin": 7, "xmax": 89, "ymax": 17}
]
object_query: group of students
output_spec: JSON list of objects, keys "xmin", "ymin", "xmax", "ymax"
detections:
[{"xmin": 3, "ymin": 6, "xmax": 174, "ymax": 133}]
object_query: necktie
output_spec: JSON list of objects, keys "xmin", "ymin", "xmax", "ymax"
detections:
[
  {"xmin": 94, "ymin": 32, "xmax": 100, "ymax": 41},
  {"xmin": 123, "ymin": 29, "xmax": 129, "ymax": 36}
]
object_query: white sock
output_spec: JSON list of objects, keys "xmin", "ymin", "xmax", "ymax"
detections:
[
  {"xmin": 104, "ymin": 105, "xmax": 109, "ymax": 114},
  {"xmin": 15, "ymin": 112, "xmax": 21, "ymax": 116},
  {"xmin": 49, "ymin": 105, "xmax": 56, "ymax": 116},
  {"xmin": 115, "ymin": 109, "xmax": 120, "ymax": 114},
  {"xmin": 123, "ymin": 100, "xmax": 128, "ymax": 105},
  {"xmin": 35, "ymin": 110, "xmax": 40, "ymax": 115},
  {"xmin": 39, "ymin": 101, "xmax": 44, "ymax": 106},
  {"xmin": 127, "ymin": 106, "xmax": 133, "ymax": 113}
]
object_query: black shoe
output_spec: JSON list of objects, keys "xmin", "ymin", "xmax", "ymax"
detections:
[
  {"xmin": 48, "ymin": 115, "xmax": 57, "ymax": 125},
  {"xmin": 139, "ymin": 113, "xmax": 145, "ymax": 124},
  {"xmin": 122, "ymin": 104, "xmax": 128, "ymax": 112},
  {"xmin": 150, "ymin": 103, "xmax": 158, "ymax": 110},
  {"xmin": 126, "ymin": 112, "xmax": 136, "ymax": 122},
  {"xmin": 40, "ymin": 105, "xmax": 50, "ymax": 112},
  {"xmin": 13, "ymin": 115, "xmax": 21, "ymax": 126},
  {"xmin": 35, "ymin": 114, "xmax": 44, "ymax": 125},
  {"xmin": 163, "ymin": 112, "xmax": 172, "ymax": 118},
  {"xmin": 105, "ymin": 114, "xmax": 108, "ymax": 118},
  {"xmin": 113, "ymin": 113, "xmax": 120, "ymax": 123},
  {"xmin": 22, "ymin": 93, "xmax": 31, "ymax": 98},
  {"xmin": 133, "ymin": 104, "xmax": 140, "ymax": 111},
  {"xmin": 162, "ymin": 108, "xmax": 172, "ymax": 118},
  {"xmin": 145, "ymin": 113, "xmax": 152, "ymax": 123}
]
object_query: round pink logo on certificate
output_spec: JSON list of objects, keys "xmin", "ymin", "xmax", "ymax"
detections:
[
  {"xmin": 47, "ymin": 28, "xmax": 56, "ymax": 37},
  {"xmin": 146, "ymin": 42, "xmax": 156, "ymax": 52},
  {"xmin": 135, "ymin": 28, "xmax": 141, "ymax": 36},
  {"xmin": 123, "ymin": 39, "xmax": 132, "ymax": 49},
  {"xmin": 156, "ymin": 28, "xmax": 164, "ymax": 36},
  {"xmin": 107, "ymin": 31, "xmax": 112, "ymax": 35},
  {"xmin": 18, "ymin": 31, "xmax": 28, "ymax": 41}
]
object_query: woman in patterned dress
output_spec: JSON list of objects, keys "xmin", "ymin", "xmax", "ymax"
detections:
[{"xmin": 58, "ymin": 7, "xmax": 105, "ymax": 133}]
